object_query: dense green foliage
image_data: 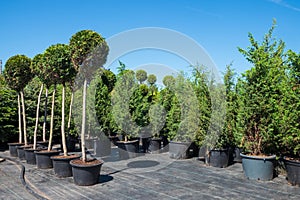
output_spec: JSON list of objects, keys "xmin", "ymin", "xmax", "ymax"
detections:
[
  {"xmin": 1, "ymin": 24, "xmax": 300, "ymax": 160},
  {"xmin": 4, "ymin": 55, "xmax": 33, "ymax": 92}
]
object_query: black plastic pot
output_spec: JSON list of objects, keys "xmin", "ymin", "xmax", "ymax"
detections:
[
  {"xmin": 24, "ymin": 148, "xmax": 37, "ymax": 164},
  {"xmin": 116, "ymin": 140, "xmax": 139, "ymax": 160},
  {"xmin": 70, "ymin": 159, "xmax": 104, "ymax": 186},
  {"xmin": 35, "ymin": 150, "xmax": 60, "ymax": 169},
  {"xmin": 51, "ymin": 154, "xmax": 81, "ymax": 177},
  {"xmin": 8, "ymin": 143, "xmax": 24, "ymax": 157},
  {"xmin": 17, "ymin": 145, "xmax": 32, "ymax": 160},
  {"xmin": 94, "ymin": 137, "xmax": 111, "ymax": 157},
  {"xmin": 240, "ymin": 153, "xmax": 276, "ymax": 181},
  {"xmin": 169, "ymin": 141, "xmax": 193, "ymax": 159},
  {"xmin": 109, "ymin": 135, "xmax": 120, "ymax": 146},
  {"xmin": 67, "ymin": 136, "xmax": 78, "ymax": 152},
  {"xmin": 206, "ymin": 149, "xmax": 230, "ymax": 168},
  {"xmin": 149, "ymin": 138, "xmax": 162, "ymax": 153},
  {"xmin": 36, "ymin": 141, "xmax": 49, "ymax": 148},
  {"xmin": 141, "ymin": 137, "xmax": 151, "ymax": 153},
  {"xmin": 232, "ymin": 147, "xmax": 243, "ymax": 163},
  {"xmin": 283, "ymin": 157, "xmax": 300, "ymax": 186}
]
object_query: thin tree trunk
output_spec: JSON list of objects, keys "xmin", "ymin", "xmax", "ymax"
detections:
[
  {"xmin": 18, "ymin": 93, "xmax": 22, "ymax": 144},
  {"xmin": 48, "ymin": 86, "xmax": 56, "ymax": 151},
  {"xmin": 81, "ymin": 79, "xmax": 87, "ymax": 162},
  {"xmin": 20, "ymin": 90, "xmax": 27, "ymax": 146},
  {"xmin": 33, "ymin": 84, "xmax": 44, "ymax": 149},
  {"xmin": 61, "ymin": 85, "xmax": 67, "ymax": 156},
  {"xmin": 67, "ymin": 91, "xmax": 74, "ymax": 129},
  {"xmin": 43, "ymin": 88, "xmax": 48, "ymax": 142}
]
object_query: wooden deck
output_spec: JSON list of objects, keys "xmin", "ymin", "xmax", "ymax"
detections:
[{"xmin": 0, "ymin": 147, "xmax": 299, "ymax": 200}]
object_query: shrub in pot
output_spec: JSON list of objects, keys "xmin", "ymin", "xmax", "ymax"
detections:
[
  {"xmin": 112, "ymin": 70, "xmax": 140, "ymax": 159},
  {"xmin": 237, "ymin": 21, "xmax": 285, "ymax": 181},
  {"xmin": 278, "ymin": 50, "xmax": 300, "ymax": 186},
  {"xmin": 166, "ymin": 74, "xmax": 200, "ymax": 159}
]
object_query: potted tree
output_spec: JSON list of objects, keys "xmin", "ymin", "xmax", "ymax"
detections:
[
  {"xmin": 167, "ymin": 74, "xmax": 200, "ymax": 159},
  {"xmin": 112, "ymin": 70, "xmax": 140, "ymax": 159},
  {"xmin": 0, "ymin": 75, "xmax": 18, "ymax": 152},
  {"xmin": 237, "ymin": 21, "xmax": 285, "ymax": 181},
  {"xmin": 95, "ymin": 69, "xmax": 117, "ymax": 156},
  {"xmin": 4, "ymin": 55, "xmax": 33, "ymax": 157},
  {"xmin": 279, "ymin": 50, "xmax": 300, "ymax": 186},
  {"xmin": 49, "ymin": 44, "xmax": 80, "ymax": 177},
  {"xmin": 147, "ymin": 74, "xmax": 164, "ymax": 153},
  {"xmin": 205, "ymin": 65, "xmax": 234, "ymax": 168},
  {"xmin": 69, "ymin": 30, "xmax": 108, "ymax": 186},
  {"xmin": 34, "ymin": 44, "xmax": 68, "ymax": 169}
]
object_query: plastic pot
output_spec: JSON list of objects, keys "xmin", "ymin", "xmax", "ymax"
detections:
[
  {"xmin": 35, "ymin": 150, "xmax": 60, "ymax": 169},
  {"xmin": 240, "ymin": 153, "xmax": 276, "ymax": 181},
  {"xmin": 70, "ymin": 159, "xmax": 104, "ymax": 186},
  {"xmin": 51, "ymin": 154, "xmax": 81, "ymax": 177},
  {"xmin": 283, "ymin": 157, "xmax": 300, "ymax": 186}
]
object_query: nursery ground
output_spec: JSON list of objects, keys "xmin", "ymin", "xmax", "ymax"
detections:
[{"xmin": 0, "ymin": 147, "xmax": 299, "ymax": 200}]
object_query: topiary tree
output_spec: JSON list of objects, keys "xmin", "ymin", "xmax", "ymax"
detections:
[
  {"xmin": 4, "ymin": 55, "xmax": 33, "ymax": 145},
  {"xmin": 69, "ymin": 30, "xmax": 109, "ymax": 162},
  {"xmin": 135, "ymin": 69, "xmax": 147, "ymax": 84},
  {"xmin": 31, "ymin": 54, "xmax": 46, "ymax": 149}
]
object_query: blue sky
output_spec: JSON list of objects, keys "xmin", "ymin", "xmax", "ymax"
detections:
[{"xmin": 1, "ymin": 0, "xmax": 300, "ymax": 78}]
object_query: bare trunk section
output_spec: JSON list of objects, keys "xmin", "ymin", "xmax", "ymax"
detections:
[
  {"xmin": 18, "ymin": 93, "xmax": 22, "ymax": 144},
  {"xmin": 43, "ymin": 88, "xmax": 48, "ymax": 142},
  {"xmin": 81, "ymin": 79, "xmax": 87, "ymax": 162},
  {"xmin": 33, "ymin": 84, "xmax": 44, "ymax": 149},
  {"xmin": 61, "ymin": 85, "xmax": 68, "ymax": 156},
  {"xmin": 48, "ymin": 86, "xmax": 56, "ymax": 151},
  {"xmin": 20, "ymin": 90, "xmax": 27, "ymax": 146},
  {"xmin": 67, "ymin": 91, "xmax": 74, "ymax": 130}
]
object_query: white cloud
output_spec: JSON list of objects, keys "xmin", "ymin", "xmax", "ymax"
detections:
[{"xmin": 268, "ymin": 0, "xmax": 300, "ymax": 12}]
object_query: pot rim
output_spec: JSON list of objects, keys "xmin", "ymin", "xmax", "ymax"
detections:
[
  {"xmin": 240, "ymin": 153, "xmax": 276, "ymax": 160},
  {"xmin": 70, "ymin": 159, "xmax": 104, "ymax": 168},
  {"xmin": 51, "ymin": 154, "xmax": 81, "ymax": 160}
]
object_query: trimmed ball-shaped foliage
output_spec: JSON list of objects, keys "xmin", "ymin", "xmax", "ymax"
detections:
[
  {"xmin": 4, "ymin": 55, "xmax": 33, "ymax": 91},
  {"xmin": 135, "ymin": 69, "xmax": 147, "ymax": 84},
  {"xmin": 147, "ymin": 74, "xmax": 157, "ymax": 85},
  {"xmin": 69, "ymin": 30, "xmax": 109, "ymax": 71},
  {"xmin": 162, "ymin": 75, "xmax": 175, "ymax": 88}
]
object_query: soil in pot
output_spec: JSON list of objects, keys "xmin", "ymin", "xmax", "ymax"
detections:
[
  {"xmin": 17, "ymin": 145, "xmax": 33, "ymax": 160},
  {"xmin": 8, "ymin": 143, "xmax": 24, "ymax": 157},
  {"xmin": 149, "ymin": 138, "xmax": 162, "ymax": 153},
  {"xmin": 35, "ymin": 150, "xmax": 60, "ymax": 169},
  {"xmin": 283, "ymin": 157, "xmax": 300, "ymax": 186},
  {"xmin": 206, "ymin": 149, "xmax": 230, "ymax": 168},
  {"xmin": 51, "ymin": 154, "xmax": 81, "ymax": 177},
  {"xmin": 240, "ymin": 153, "xmax": 276, "ymax": 181},
  {"xmin": 116, "ymin": 140, "xmax": 139, "ymax": 160},
  {"xmin": 70, "ymin": 158, "xmax": 104, "ymax": 186}
]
